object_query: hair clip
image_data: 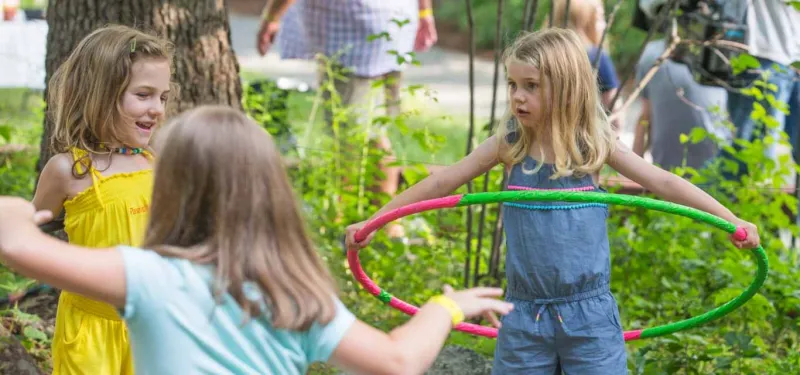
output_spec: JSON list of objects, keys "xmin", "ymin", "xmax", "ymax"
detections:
[{"xmin": 131, "ymin": 39, "xmax": 137, "ymax": 53}]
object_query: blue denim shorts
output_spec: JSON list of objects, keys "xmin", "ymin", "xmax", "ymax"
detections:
[{"xmin": 491, "ymin": 291, "xmax": 627, "ymax": 374}]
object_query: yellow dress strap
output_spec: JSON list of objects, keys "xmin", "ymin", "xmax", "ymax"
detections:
[
  {"xmin": 142, "ymin": 149, "xmax": 155, "ymax": 162},
  {"xmin": 71, "ymin": 148, "xmax": 106, "ymax": 207}
]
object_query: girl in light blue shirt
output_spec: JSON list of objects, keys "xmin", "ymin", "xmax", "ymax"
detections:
[{"xmin": 0, "ymin": 105, "xmax": 514, "ymax": 375}]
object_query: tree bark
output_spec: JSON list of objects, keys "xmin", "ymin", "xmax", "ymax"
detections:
[{"xmin": 37, "ymin": 0, "xmax": 242, "ymax": 171}]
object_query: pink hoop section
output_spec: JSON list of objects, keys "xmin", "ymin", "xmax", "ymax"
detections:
[
  {"xmin": 349, "ymin": 195, "xmax": 499, "ymax": 337},
  {"xmin": 354, "ymin": 195, "xmax": 464, "ymax": 243},
  {"xmin": 347, "ymin": 248, "xmax": 498, "ymax": 337},
  {"xmin": 733, "ymin": 227, "xmax": 747, "ymax": 241},
  {"xmin": 623, "ymin": 330, "xmax": 642, "ymax": 341}
]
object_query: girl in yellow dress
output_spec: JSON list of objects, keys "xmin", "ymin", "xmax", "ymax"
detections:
[{"xmin": 32, "ymin": 24, "xmax": 173, "ymax": 375}]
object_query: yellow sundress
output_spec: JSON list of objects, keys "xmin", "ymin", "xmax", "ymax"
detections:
[{"xmin": 51, "ymin": 148, "xmax": 153, "ymax": 375}]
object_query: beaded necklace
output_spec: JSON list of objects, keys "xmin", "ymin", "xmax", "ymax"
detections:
[{"xmin": 99, "ymin": 144, "xmax": 145, "ymax": 155}]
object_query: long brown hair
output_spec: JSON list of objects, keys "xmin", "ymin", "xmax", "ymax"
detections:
[
  {"xmin": 143, "ymin": 105, "xmax": 337, "ymax": 330},
  {"xmin": 47, "ymin": 24, "xmax": 174, "ymax": 176},
  {"xmin": 495, "ymin": 28, "xmax": 615, "ymax": 178}
]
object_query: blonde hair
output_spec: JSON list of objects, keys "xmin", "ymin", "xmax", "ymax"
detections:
[
  {"xmin": 143, "ymin": 105, "xmax": 338, "ymax": 330},
  {"xmin": 47, "ymin": 24, "xmax": 174, "ymax": 176},
  {"xmin": 495, "ymin": 28, "xmax": 615, "ymax": 178},
  {"xmin": 552, "ymin": 0, "xmax": 604, "ymax": 46}
]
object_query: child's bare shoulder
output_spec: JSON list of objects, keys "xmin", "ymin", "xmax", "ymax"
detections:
[{"xmin": 41, "ymin": 152, "xmax": 77, "ymax": 182}]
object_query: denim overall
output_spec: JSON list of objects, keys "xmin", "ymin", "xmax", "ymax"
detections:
[{"xmin": 492, "ymin": 156, "xmax": 627, "ymax": 374}]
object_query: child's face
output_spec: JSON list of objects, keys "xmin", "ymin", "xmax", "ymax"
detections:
[
  {"xmin": 120, "ymin": 57, "xmax": 171, "ymax": 148},
  {"xmin": 507, "ymin": 61, "xmax": 544, "ymax": 128}
]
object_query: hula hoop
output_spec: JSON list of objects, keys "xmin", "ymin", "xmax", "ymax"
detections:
[{"xmin": 348, "ymin": 190, "xmax": 769, "ymax": 341}]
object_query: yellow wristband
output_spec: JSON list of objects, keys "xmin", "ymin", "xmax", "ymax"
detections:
[
  {"xmin": 429, "ymin": 295, "xmax": 464, "ymax": 326},
  {"xmin": 419, "ymin": 8, "xmax": 433, "ymax": 18}
]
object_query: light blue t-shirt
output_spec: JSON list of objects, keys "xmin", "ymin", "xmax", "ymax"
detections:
[{"xmin": 117, "ymin": 246, "xmax": 356, "ymax": 375}]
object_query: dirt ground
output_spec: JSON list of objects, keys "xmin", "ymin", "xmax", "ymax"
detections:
[{"xmin": 0, "ymin": 289, "xmax": 59, "ymax": 375}]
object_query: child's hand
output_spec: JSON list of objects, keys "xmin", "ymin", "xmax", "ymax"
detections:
[
  {"xmin": 0, "ymin": 197, "xmax": 52, "ymax": 241},
  {"xmin": 731, "ymin": 219, "xmax": 760, "ymax": 249},
  {"xmin": 256, "ymin": 21, "xmax": 280, "ymax": 56},
  {"xmin": 345, "ymin": 221, "xmax": 375, "ymax": 251},
  {"xmin": 442, "ymin": 285, "xmax": 513, "ymax": 324},
  {"xmin": 0, "ymin": 197, "xmax": 52, "ymax": 224}
]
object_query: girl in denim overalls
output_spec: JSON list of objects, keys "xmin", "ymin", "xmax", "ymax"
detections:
[{"xmin": 346, "ymin": 28, "xmax": 760, "ymax": 374}]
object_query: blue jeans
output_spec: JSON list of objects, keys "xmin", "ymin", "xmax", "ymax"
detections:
[
  {"xmin": 718, "ymin": 57, "xmax": 797, "ymax": 181},
  {"xmin": 785, "ymin": 76, "xmax": 800, "ymax": 161}
]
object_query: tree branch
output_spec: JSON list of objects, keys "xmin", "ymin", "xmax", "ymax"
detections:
[
  {"xmin": 609, "ymin": 24, "xmax": 680, "ymax": 122},
  {"xmin": 608, "ymin": 27, "xmax": 750, "ymax": 122},
  {"xmin": 592, "ymin": 0, "xmax": 624, "ymax": 71}
]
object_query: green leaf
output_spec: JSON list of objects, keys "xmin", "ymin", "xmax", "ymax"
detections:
[
  {"xmin": 0, "ymin": 125, "xmax": 10, "ymax": 143},
  {"xmin": 740, "ymin": 86, "xmax": 764, "ymax": 100},
  {"xmin": 768, "ymin": 83, "xmax": 779, "ymax": 92},
  {"xmin": 679, "ymin": 133, "xmax": 689, "ymax": 144},
  {"xmin": 789, "ymin": 1, "xmax": 800, "ymax": 12},
  {"xmin": 730, "ymin": 53, "xmax": 761, "ymax": 75},
  {"xmin": 390, "ymin": 17, "xmax": 411, "ymax": 28},
  {"xmin": 367, "ymin": 32, "xmax": 391, "ymax": 42},
  {"xmin": 23, "ymin": 326, "xmax": 47, "ymax": 341},
  {"xmin": 689, "ymin": 127, "xmax": 707, "ymax": 144},
  {"xmin": 750, "ymin": 102, "xmax": 766, "ymax": 121}
]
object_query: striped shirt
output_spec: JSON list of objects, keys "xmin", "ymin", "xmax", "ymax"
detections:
[{"xmin": 275, "ymin": 0, "xmax": 419, "ymax": 77}]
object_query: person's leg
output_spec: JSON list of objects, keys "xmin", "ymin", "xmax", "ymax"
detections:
[
  {"xmin": 718, "ymin": 58, "xmax": 794, "ymax": 181},
  {"xmin": 761, "ymin": 59, "xmax": 794, "ymax": 162},
  {"xmin": 317, "ymin": 60, "xmax": 402, "ymax": 223},
  {"xmin": 317, "ymin": 60, "xmax": 374, "ymax": 130},
  {"xmin": 383, "ymin": 70, "xmax": 403, "ymax": 117},
  {"xmin": 557, "ymin": 293, "xmax": 628, "ymax": 374},
  {"xmin": 786, "ymin": 75, "xmax": 800, "ymax": 246},
  {"xmin": 786, "ymin": 75, "xmax": 800, "ymax": 162},
  {"xmin": 378, "ymin": 70, "xmax": 403, "ymax": 197},
  {"xmin": 718, "ymin": 85, "xmax": 757, "ymax": 181},
  {"xmin": 492, "ymin": 298, "xmax": 560, "ymax": 375}
]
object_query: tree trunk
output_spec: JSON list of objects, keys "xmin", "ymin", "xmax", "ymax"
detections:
[{"xmin": 37, "ymin": 0, "xmax": 242, "ymax": 171}]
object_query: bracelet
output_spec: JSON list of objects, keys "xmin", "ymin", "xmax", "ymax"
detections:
[
  {"xmin": 419, "ymin": 8, "xmax": 433, "ymax": 19},
  {"xmin": 429, "ymin": 295, "xmax": 464, "ymax": 326}
]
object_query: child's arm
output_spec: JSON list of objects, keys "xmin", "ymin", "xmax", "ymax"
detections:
[
  {"xmin": 607, "ymin": 142, "xmax": 760, "ymax": 248},
  {"xmin": 0, "ymin": 197, "xmax": 126, "ymax": 306},
  {"xmin": 345, "ymin": 135, "xmax": 501, "ymax": 248},
  {"xmin": 31, "ymin": 154, "xmax": 72, "ymax": 220},
  {"xmin": 632, "ymin": 99, "xmax": 651, "ymax": 157},
  {"xmin": 329, "ymin": 286, "xmax": 512, "ymax": 375}
]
